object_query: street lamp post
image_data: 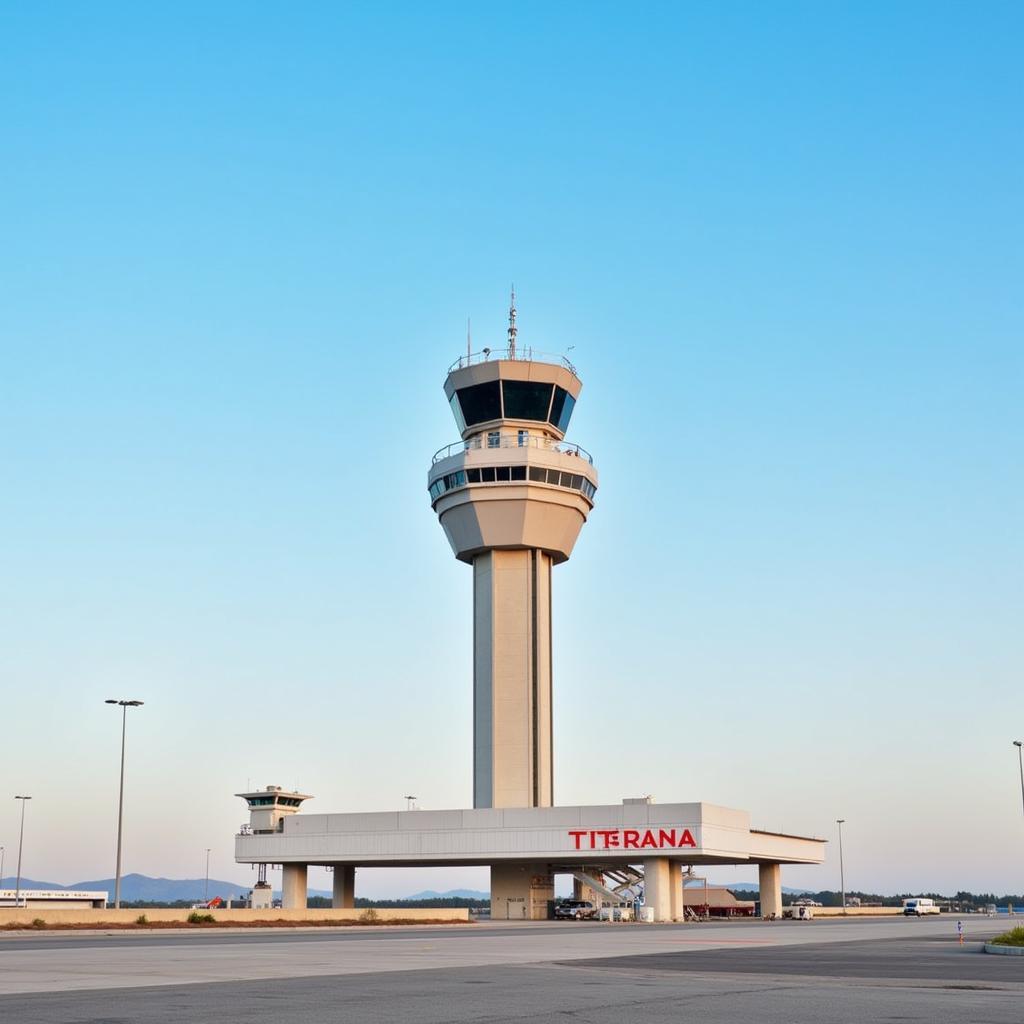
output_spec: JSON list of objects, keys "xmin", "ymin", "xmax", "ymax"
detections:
[
  {"xmin": 836, "ymin": 819, "xmax": 846, "ymax": 912},
  {"xmin": 105, "ymin": 699, "xmax": 144, "ymax": 909},
  {"xmin": 205, "ymin": 848, "xmax": 211, "ymax": 903},
  {"xmin": 1013, "ymin": 742, "xmax": 1024, "ymax": 817},
  {"xmin": 14, "ymin": 796, "xmax": 31, "ymax": 908},
  {"xmin": 1, "ymin": 846, "xmax": 5, "ymax": 888}
]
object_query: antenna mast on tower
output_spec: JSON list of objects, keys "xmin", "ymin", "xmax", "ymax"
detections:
[{"xmin": 507, "ymin": 286, "xmax": 517, "ymax": 360}]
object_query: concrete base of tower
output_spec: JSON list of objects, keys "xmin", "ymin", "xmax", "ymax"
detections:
[
  {"xmin": 332, "ymin": 865, "xmax": 355, "ymax": 909},
  {"xmin": 490, "ymin": 862, "xmax": 554, "ymax": 921},
  {"xmin": 759, "ymin": 862, "xmax": 783, "ymax": 919},
  {"xmin": 281, "ymin": 863, "xmax": 307, "ymax": 909}
]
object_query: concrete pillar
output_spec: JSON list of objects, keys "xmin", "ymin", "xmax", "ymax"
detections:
[
  {"xmin": 668, "ymin": 861, "xmax": 684, "ymax": 922},
  {"xmin": 643, "ymin": 857, "xmax": 671, "ymax": 922},
  {"xmin": 759, "ymin": 862, "xmax": 782, "ymax": 920},
  {"xmin": 490, "ymin": 863, "xmax": 554, "ymax": 921},
  {"xmin": 332, "ymin": 865, "xmax": 355, "ymax": 909},
  {"xmin": 473, "ymin": 549, "xmax": 554, "ymax": 809},
  {"xmin": 281, "ymin": 863, "xmax": 307, "ymax": 910}
]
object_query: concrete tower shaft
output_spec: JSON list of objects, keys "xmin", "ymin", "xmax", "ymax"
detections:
[{"xmin": 429, "ymin": 343, "xmax": 597, "ymax": 810}]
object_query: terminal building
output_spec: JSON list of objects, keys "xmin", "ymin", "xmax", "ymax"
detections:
[{"xmin": 235, "ymin": 297, "xmax": 825, "ymax": 920}]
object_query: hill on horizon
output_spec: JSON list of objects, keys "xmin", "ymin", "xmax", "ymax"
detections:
[
  {"xmin": 0, "ymin": 874, "xmax": 260, "ymax": 902},
  {"xmin": 405, "ymin": 889, "xmax": 489, "ymax": 900}
]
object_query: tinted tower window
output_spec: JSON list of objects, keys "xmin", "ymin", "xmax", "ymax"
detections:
[
  {"xmin": 502, "ymin": 380, "xmax": 553, "ymax": 421},
  {"xmin": 455, "ymin": 380, "xmax": 502, "ymax": 426},
  {"xmin": 549, "ymin": 387, "xmax": 576, "ymax": 432}
]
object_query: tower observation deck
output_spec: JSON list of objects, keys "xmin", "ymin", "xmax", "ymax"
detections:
[{"xmin": 429, "ymin": 299, "xmax": 598, "ymax": 809}]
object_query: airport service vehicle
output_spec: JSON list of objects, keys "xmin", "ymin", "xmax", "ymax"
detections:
[
  {"xmin": 784, "ymin": 905, "xmax": 814, "ymax": 920},
  {"xmin": 190, "ymin": 896, "xmax": 224, "ymax": 910},
  {"xmin": 555, "ymin": 900, "xmax": 597, "ymax": 920},
  {"xmin": 902, "ymin": 898, "xmax": 940, "ymax": 916}
]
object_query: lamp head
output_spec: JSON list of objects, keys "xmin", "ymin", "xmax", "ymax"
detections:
[{"xmin": 1014, "ymin": 740, "xmax": 1023, "ymax": 748}]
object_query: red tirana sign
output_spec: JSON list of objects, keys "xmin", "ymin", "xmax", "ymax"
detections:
[{"xmin": 568, "ymin": 828, "xmax": 697, "ymax": 851}]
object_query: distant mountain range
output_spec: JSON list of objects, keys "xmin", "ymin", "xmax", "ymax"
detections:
[
  {"xmin": 716, "ymin": 881, "xmax": 809, "ymax": 894},
  {"xmin": 0, "ymin": 874, "xmax": 263, "ymax": 902},
  {"xmin": 406, "ymin": 889, "xmax": 489, "ymax": 900}
]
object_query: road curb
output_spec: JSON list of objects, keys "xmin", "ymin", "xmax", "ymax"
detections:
[{"xmin": 984, "ymin": 942, "xmax": 1024, "ymax": 956}]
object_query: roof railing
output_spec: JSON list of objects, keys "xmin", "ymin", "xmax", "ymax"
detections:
[
  {"xmin": 448, "ymin": 347, "xmax": 579, "ymax": 377},
  {"xmin": 432, "ymin": 434, "xmax": 594, "ymax": 465}
]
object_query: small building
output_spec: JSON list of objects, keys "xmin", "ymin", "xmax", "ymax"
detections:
[
  {"xmin": 684, "ymin": 885, "xmax": 756, "ymax": 918},
  {"xmin": 0, "ymin": 889, "xmax": 108, "ymax": 909}
]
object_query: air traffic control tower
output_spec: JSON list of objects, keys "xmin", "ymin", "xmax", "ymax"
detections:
[
  {"xmin": 235, "ymin": 296, "xmax": 827, "ymax": 921},
  {"xmin": 428, "ymin": 295, "xmax": 598, "ymax": 809}
]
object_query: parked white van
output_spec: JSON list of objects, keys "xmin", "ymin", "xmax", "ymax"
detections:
[{"xmin": 902, "ymin": 898, "xmax": 941, "ymax": 916}]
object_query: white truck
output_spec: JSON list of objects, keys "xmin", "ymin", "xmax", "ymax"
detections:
[{"xmin": 902, "ymin": 898, "xmax": 941, "ymax": 916}]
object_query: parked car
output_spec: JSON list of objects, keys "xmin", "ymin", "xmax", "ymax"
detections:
[{"xmin": 555, "ymin": 900, "xmax": 597, "ymax": 920}]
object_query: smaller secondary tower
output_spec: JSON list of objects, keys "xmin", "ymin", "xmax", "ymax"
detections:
[{"xmin": 428, "ymin": 296, "xmax": 598, "ymax": 809}]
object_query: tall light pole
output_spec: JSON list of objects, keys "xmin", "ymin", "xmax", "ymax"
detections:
[
  {"xmin": 1013, "ymin": 742, "xmax": 1024, "ymax": 817},
  {"xmin": 1, "ymin": 846, "xmax": 5, "ymax": 887},
  {"xmin": 836, "ymin": 819, "xmax": 846, "ymax": 912},
  {"xmin": 14, "ymin": 796, "xmax": 31, "ymax": 908},
  {"xmin": 205, "ymin": 848, "xmax": 211, "ymax": 903},
  {"xmin": 105, "ymin": 699, "xmax": 144, "ymax": 909}
]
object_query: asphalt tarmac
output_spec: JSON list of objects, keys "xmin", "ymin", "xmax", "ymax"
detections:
[{"xmin": 1, "ymin": 916, "xmax": 1019, "ymax": 1023}]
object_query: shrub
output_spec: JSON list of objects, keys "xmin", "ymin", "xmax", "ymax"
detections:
[
  {"xmin": 359, "ymin": 908, "xmax": 380, "ymax": 924},
  {"xmin": 31, "ymin": 918, "xmax": 46, "ymax": 929},
  {"xmin": 991, "ymin": 926, "xmax": 1024, "ymax": 947},
  {"xmin": 135, "ymin": 914, "xmax": 148, "ymax": 925},
  {"xmin": 187, "ymin": 912, "xmax": 215, "ymax": 925}
]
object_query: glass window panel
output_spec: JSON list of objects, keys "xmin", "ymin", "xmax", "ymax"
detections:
[
  {"xmin": 481, "ymin": 467, "xmax": 496, "ymax": 482},
  {"xmin": 517, "ymin": 429, "xmax": 529, "ymax": 446},
  {"xmin": 487, "ymin": 431, "xmax": 501, "ymax": 448},
  {"xmin": 510, "ymin": 465, "xmax": 526, "ymax": 481},
  {"xmin": 529, "ymin": 466, "xmax": 546, "ymax": 482},
  {"xmin": 449, "ymin": 392, "xmax": 466, "ymax": 432},
  {"xmin": 545, "ymin": 469, "xmax": 559, "ymax": 484},
  {"xmin": 570, "ymin": 474, "xmax": 583, "ymax": 490},
  {"xmin": 502, "ymin": 380, "xmax": 553, "ymax": 421},
  {"xmin": 454, "ymin": 471, "xmax": 466, "ymax": 486},
  {"xmin": 496, "ymin": 466, "xmax": 511, "ymax": 481},
  {"xmin": 549, "ymin": 387, "xmax": 576, "ymax": 432},
  {"xmin": 467, "ymin": 468, "xmax": 481, "ymax": 483},
  {"xmin": 456, "ymin": 380, "xmax": 502, "ymax": 426}
]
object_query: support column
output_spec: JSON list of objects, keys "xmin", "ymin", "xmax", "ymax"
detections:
[
  {"xmin": 332, "ymin": 865, "xmax": 355, "ymax": 909},
  {"xmin": 281, "ymin": 863, "xmax": 307, "ymax": 910},
  {"xmin": 668, "ymin": 861, "xmax": 684, "ymax": 922},
  {"xmin": 490, "ymin": 863, "xmax": 554, "ymax": 921},
  {"xmin": 759, "ymin": 863, "xmax": 782, "ymax": 920},
  {"xmin": 473, "ymin": 550, "xmax": 553, "ymax": 809},
  {"xmin": 643, "ymin": 857, "xmax": 671, "ymax": 922}
]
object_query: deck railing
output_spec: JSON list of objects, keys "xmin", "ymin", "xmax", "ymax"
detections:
[{"xmin": 432, "ymin": 434, "xmax": 593, "ymax": 465}]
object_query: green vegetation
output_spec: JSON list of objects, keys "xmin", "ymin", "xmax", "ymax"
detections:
[
  {"xmin": 728, "ymin": 889, "xmax": 1022, "ymax": 911},
  {"xmin": 31, "ymin": 918, "xmax": 45, "ymax": 929},
  {"xmin": 359, "ymin": 908, "xmax": 379, "ymax": 924},
  {"xmin": 186, "ymin": 912, "xmax": 215, "ymax": 924},
  {"xmin": 135, "ymin": 914, "xmax": 148, "ymax": 925},
  {"xmin": 990, "ymin": 927, "xmax": 1024, "ymax": 947}
]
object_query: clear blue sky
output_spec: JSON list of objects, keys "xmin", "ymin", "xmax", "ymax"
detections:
[{"xmin": 1, "ymin": 3, "xmax": 1021, "ymax": 898}]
